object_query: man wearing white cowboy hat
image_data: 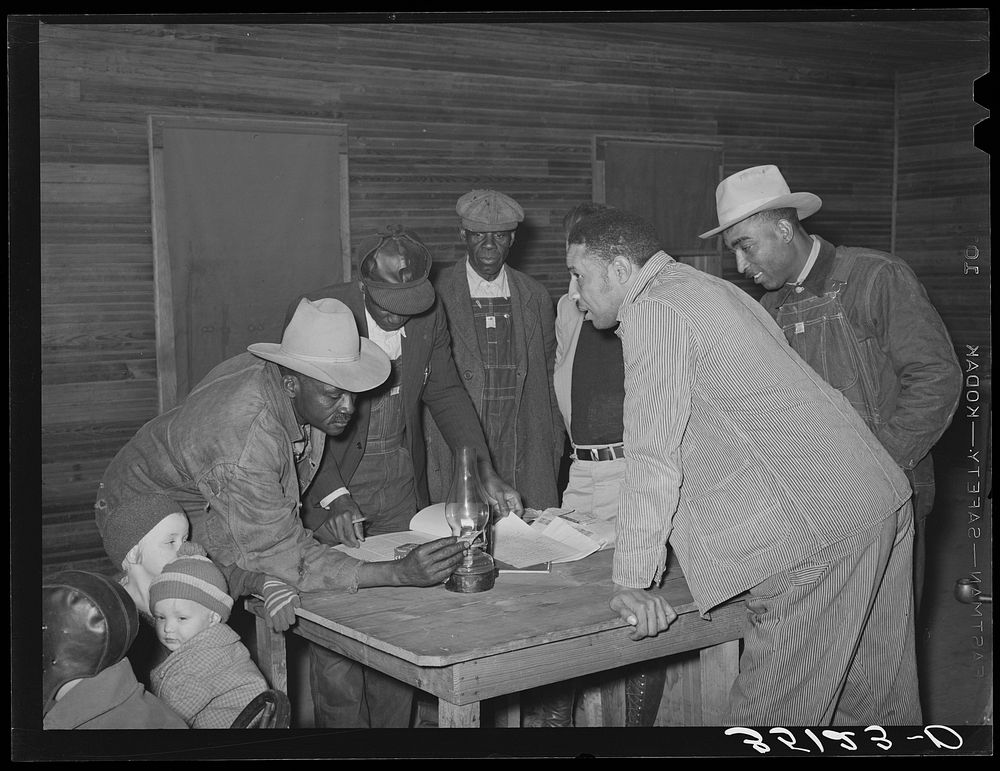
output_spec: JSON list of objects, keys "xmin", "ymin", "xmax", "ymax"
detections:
[
  {"xmin": 287, "ymin": 225, "xmax": 523, "ymax": 729},
  {"xmin": 701, "ymin": 164, "xmax": 961, "ymax": 618},
  {"xmin": 97, "ymin": 297, "xmax": 468, "ymax": 610}
]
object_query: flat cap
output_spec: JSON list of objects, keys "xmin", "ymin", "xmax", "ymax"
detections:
[{"xmin": 456, "ymin": 189, "xmax": 524, "ymax": 232}]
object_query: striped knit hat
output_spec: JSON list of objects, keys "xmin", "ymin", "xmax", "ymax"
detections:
[{"xmin": 148, "ymin": 541, "xmax": 233, "ymax": 622}]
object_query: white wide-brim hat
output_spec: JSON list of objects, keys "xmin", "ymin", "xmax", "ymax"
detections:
[
  {"xmin": 699, "ymin": 164, "xmax": 822, "ymax": 239},
  {"xmin": 248, "ymin": 298, "xmax": 390, "ymax": 393}
]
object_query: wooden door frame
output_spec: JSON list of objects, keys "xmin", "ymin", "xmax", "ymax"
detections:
[
  {"xmin": 592, "ymin": 133, "xmax": 725, "ymax": 275},
  {"xmin": 147, "ymin": 114, "xmax": 351, "ymax": 413},
  {"xmin": 592, "ymin": 132, "xmax": 724, "ymax": 206}
]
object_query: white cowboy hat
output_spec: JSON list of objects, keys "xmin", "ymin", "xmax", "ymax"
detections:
[
  {"xmin": 698, "ymin": 164, "xmax": 822, "ymax": 239},
  {"xmin": 248, "ymin": 298, "xmax": 390, "ymax": 392}
]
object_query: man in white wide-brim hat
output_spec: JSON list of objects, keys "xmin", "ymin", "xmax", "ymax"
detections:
[
  {"xmin": 97, "ymin": 297, "xmax": 468, "ymax": 613},
  {"xmin": 700, "ymin": 164, "xmax": 961, "ymax": 618}
]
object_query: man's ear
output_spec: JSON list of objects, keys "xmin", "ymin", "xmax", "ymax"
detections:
[
  {"xmin": 611, "ymin": 254, "xmax": 634, "ymax": 285},
  {"xmin": 776, "ymin": 218, "xmax": 795, "ymax": 243},
  {"xmin": 282, "ymin": 373, "xmax": 300, "ymax": 399},
  {"xmin": 208, "ymin": 611, "xmax": 221, "ymax": 627}
]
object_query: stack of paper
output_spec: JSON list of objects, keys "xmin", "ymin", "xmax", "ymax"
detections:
[
  {"xmin": 528, "ymin": 507, "xmax": 616, "ymax": 554},
  {"xmin": 331, "ymin": 504, "xmax": 610, "ymax": 568}
]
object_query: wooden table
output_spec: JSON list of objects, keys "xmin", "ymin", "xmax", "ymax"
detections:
[{"xmin": 246, "ymin": 550, "xmax": 743, "ymax": 727}]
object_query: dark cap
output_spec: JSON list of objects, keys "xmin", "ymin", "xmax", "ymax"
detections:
[
  {"xmin": 356, "ymin": 225, "xmax": 435, "ymax": 316},
  {"xmin": 42, "ymin": 570, "xmax": 139, "ymax": 714}
]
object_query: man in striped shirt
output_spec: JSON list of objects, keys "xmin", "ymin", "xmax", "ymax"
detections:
[{"xmin": 566, "ymin": 208, "xmax": 921, "ymax": 726}]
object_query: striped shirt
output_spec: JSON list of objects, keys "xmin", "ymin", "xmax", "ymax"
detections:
[{"xmin": 613, "ymin": 252, "xmax": 911, "ymax": 612}]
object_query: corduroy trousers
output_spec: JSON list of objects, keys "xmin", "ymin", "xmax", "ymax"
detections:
[{"xmin": 728, "ymin": 502, "xmax": 921, "ymax": 726}]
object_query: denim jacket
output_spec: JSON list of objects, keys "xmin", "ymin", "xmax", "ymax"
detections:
[
  {"xmin": 96, "ymin": 354, "xmax": 364, "ymax": 593},
  {"xmin": 760, "ymin": 237, "xmax": 961, "ymax": 497}
]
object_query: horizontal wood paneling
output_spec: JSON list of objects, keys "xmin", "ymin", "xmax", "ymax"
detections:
[
  {"xmin": 34, "ymin": 19, "xmax": 988, "ymax": 574},
  {"xmin": 895, "ymin": 61, "xmax": 990, "ymax": 356}
]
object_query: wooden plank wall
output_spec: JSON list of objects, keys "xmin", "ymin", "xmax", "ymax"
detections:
[
  {"xmin": 895, "ymin": 58, "xmax": 992, "ymax": 630},
  {"xmin": 896, "ymin": 62, "xmax": 990, "ymax": 355},
  {"xmin": 36, "ymin": 21, "xmax": 978, "ymax": 575}
]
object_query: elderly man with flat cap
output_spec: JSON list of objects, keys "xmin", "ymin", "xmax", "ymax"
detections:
[
  {"xmin": 699, "ymin": 164, "xmax": 962, "ymax": 618},
  {"xmin": 423, "ymin": 190, "xmax": 564, "ymax": 727},
  {"xmin": 287, "ymin": 225, "xmax": 522, "ymax": 728},
  {"xmin": 428, "ymin": 189, "xmax": 562, "ymax": 515}
]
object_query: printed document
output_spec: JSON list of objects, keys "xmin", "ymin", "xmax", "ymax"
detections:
[{"xmin": 333, "ymin": 504, "xmax": 607, "ymax": 566}]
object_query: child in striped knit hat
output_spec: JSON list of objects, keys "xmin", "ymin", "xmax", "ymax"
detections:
[{"xmin": 148, "ymin": 541, "xmax": 269, "ymax": 728}]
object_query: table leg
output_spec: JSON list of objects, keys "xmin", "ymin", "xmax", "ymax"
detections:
[
  {"xmin": 699, "ymin": 639, "xmax": 739, "ymax": 725},
  {"xmin": 493, "ymin": 694, "xmax": 520, "ymax": 727},
  {"xmin": 577, "ymin": 683, "xmax": 601, "ymax": 726},
  {"xmin": 657, "ymin": 651, "xmax": 700, "ymax": 726},
  {"xmin": 438, "ymin": 699, "xmax": 480, "ymax": 727},
  {"xmin": 600, "ymin": 676, "xmax": 626, "ymax": 726},
  {"xmin": 254, "ymin": 614, "xmax": 288, "ymax": 694}
]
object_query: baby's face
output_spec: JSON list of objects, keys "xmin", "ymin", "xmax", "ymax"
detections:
[
  {"xmin": 137, "ymin": 513, "xmax": 189, "ymax": 577},
  {"xmin": 152, "ymin": 597, "xmax": 215, "ymax": 651}
]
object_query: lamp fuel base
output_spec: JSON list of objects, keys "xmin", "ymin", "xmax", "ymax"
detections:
[{"xmin": 445, "ymin": 558, "xmax": 496, "ymax": 593}]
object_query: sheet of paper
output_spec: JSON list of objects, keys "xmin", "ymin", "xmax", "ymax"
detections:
[
  {"xmin": 408, "ymin": 502, "xmax": 452, "ymax": 537},
  {"xmin": 553, "ymin": 511, "xmax": 616, "ymax": 549},
  {"xmin": 530, "ymin": 507, "xmax": 616, "ymax": 550},
  {"xmin": 531, "ymin": 517, "xmax": 602, "ymax": 563},
  {"xmin": 331, "ymin": 531, "xmax": 434, "ymax": 562},
  {"xmin": 492, "ymin": 514, "xmax": 582, "ymax": 567}
]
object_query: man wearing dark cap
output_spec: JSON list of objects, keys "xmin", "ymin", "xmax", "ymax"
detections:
[
  {"xmin": 287, "ymin": 224, "xmax": 523, "ymax": 728},
  {"xmin": 427, "ymin": 189, "xmax": 562, "ymax": 515}
]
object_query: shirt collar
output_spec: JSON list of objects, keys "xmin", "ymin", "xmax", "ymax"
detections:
[
  {"xmin": 364, "ymin": 305, "xmax": 405, "ymax": 359},
  {"xmin": 465, "ymin": 258, "xmax": 510, "ymax": 297},
  {"xmin": 291, "ymin": 423, "xmax": 310, "ymax": 461},
  {"xmin": 787, "ymin": 235, "xmax": 822, "ymax": 293},
  {"xmin": 792, "ymin": 236, "xmax": 838, "ymax": 297},
  {"xmin": 619, "ymin": 251, "xmax": 674, "ymax": 320}
]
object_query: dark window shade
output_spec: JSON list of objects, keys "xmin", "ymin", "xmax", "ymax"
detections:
[
  {"xmin": 154, "ymin": 120, "xmax": 348, "ymax": 406},
  {"xmin": 601, "ymin": 141, "xmax": 720, "ymax": 257}
]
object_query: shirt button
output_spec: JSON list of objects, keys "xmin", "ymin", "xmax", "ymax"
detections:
[{"xmin": 464, "ymin": 371, "xmax": 472, "ymax": 380}]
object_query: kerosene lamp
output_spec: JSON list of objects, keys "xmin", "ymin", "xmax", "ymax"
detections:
[{"xmin": 444, "ymin": 446, "xmax": 496, "ymax": 593}]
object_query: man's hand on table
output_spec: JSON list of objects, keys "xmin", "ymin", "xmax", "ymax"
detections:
[
  {"xmin": 395, "ymin": 537, "xmax": 466, "ymax": 586},
  {"xmin": 610, "ymin": 584, "xmax": 677, "ymax": 641},
  {"xmin": 479, "ymin": 463, "xmax": 524, "ymax": 519}
]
